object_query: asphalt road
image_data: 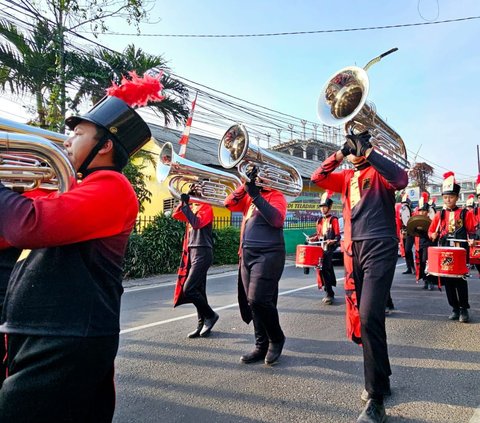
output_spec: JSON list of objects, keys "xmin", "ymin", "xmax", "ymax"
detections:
[{"xmin": 114, "ymin": 260, "xmax": 480, "ymax": 423}]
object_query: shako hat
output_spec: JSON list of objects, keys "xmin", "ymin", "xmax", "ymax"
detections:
[
  {"xmin": 65, "ymin": 70, "xmax": 164, "ymax": 157},
  {"xmin": 319, "ymin": 190, "xmax": 333, "ymax": 207},
  {"xmin": 466, "ymin": 194, "xmax": 475, "ymax": 207},
  {"xmin": 418, "ymin": 192, "xmax": 429, "ymax": 211},
  {"xmin": 441, "ymin": 171, "xmax": 460, "ymax": 196},
  {"xmin": 476, "ymin": 174, "xmax": 480, "ymax": 197}
]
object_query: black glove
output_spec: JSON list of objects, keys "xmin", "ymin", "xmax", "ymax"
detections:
[
  {"xmin": 244, "ymin": 179, "xmax": 260, "ymax": 198},
  {"xmin": 340, "ymin": 141, "xmax": 352, "ymax": 157},
  {"xmin": 245, "ymin": 166, "xmax": 258, "ymax": 181},
  {"xmin": 180, "ymin": 193, "xmax": 190, "ymax": 205},
  {"xmin": 345, "ymin": 130, "xmax": 372, "ymax": 157}
]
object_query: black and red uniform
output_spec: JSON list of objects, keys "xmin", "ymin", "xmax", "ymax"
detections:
[
  {"xmin": 172, "ymin": 202, "xmax": 215, "ymax": 327},
  {"xmin": 310, "ymin": 214, "xmax": 341, "ymax": 298},
  {"xmin": 428, "ymin": 207, "xmax": 476, "ymax": 312},
  {"xmin": 0, "ymin": 169, "xmax": 138, "ymax": 422},
  {"xmin": 312, "ymin": 149, "xmax": 408, "ymax": 400},
  {"xmin": 224, "ymin": 185, "xmax": 287, "ymax": 357}
]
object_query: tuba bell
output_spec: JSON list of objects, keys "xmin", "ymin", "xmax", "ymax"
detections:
[
  {"xmin": 317, "ymin": 49, "xmax": 409, "ymax": 170},
  {"xmin": 0, "ymin": 118, "xmax": 76, "ymax": 193},
  {"xmin": 218, "ymin": 124, "xmax": 303, "ymax": 199},
  {"xmin": 157, "ymin": 142, "xmax": 241, "ymax": 207}
]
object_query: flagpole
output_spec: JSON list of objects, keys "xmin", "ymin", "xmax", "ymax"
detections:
[{"xmin": 178, "ymin": 92, "xmax": 198, "ymax": 158}]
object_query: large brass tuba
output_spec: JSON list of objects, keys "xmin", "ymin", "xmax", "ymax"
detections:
[
  {"xmin": 317, "ymin": 49, "xmax": 409, "ymax": 170},
  {"xmin": 0, "ymin": 118, "xmax": 76, "ymax": 193},
  {"xmin": 157, "ymin": 142, "xmax": 241, "ymax": 207},
  {"xmin": 218, "ymin": 124, "xmax": 303, "ymax": 199}
]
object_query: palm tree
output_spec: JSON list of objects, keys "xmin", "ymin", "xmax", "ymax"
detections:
[
  {"xmin": 71, "ymin": 44, "xmax": 190, "ymax": 127},
  {"xmin": 0, "ymin": 19, "xmax": 57, "ymax": 128}
]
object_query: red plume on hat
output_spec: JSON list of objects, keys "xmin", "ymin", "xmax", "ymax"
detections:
[
  {"xmin": 418, "ymin": 191, "xmax": 429, "ymax": 209},
  {"xmin": 443, "ymin": 171, "xmax": 455, "ymax": 181},
  {"xmin": 106, "ymin": 70, "xmax": 165, "ymax": 108},
  {"xmin": 319, "ymin": 190, "xmax": 334, "ymax": 207}
]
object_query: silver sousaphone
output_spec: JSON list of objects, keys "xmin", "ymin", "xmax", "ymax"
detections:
[
  {"xmin": 218, "ymin": 124, "xmax": 303, "ymax": 200},
  {"xmin": 317, "ymin": 48, "xmax": 409, "ymax": 170},
  {"xmin": 157, "ymin": 142, "xmax": 241, "ymax": 207}
]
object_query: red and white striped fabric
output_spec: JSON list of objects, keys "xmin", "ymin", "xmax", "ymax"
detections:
[{"xmin": 178, "ymin": 92, "xmax": 198, "ymax": 158}]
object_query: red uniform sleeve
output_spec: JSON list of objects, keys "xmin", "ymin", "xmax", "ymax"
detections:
[
  {"xmin": 428, "ymin": 211, "xmax": 440, "ymax": 238},
  {"xmin": 0, "ymin": 171, "xmax": 138, "ymax": 249},
  {"xmin": 311, "ymin": 153, "xmax": 347, "ymax": 194},
  {"xmin": 172, "ymin": 204, "xmax": 187, "ymax": 222},
  {"xmin": 332, "ymin": 216, "xmax": 341, "ymax": 239},
  {"xmin": 224, "ymin": 185, "xmax": 249, "ymax": 213}
]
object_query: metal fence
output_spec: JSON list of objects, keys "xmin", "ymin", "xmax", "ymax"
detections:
[{"xmin": 134, "ymin": 215, "xmax": 317, "ymax": 233}]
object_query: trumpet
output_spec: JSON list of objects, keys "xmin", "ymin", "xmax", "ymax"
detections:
[
  {"xmin": 317, "ymin": 49, "xmax": 409, "ymax": 170},
  {"xmin": 157, "ymin": 142, "xmax": 241, "ymax": 207},
  {"xmin": 218, "ymin": 124, "xmax": 303, "ymax": 199},
  {"xmin": 0, "ymin": 119, "xmax": 76, "ymax": 193}
]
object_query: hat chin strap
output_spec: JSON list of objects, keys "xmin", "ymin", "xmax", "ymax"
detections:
[{"xmin": 77, "ymin": 136, "xmax": 108, "ymax": 178}]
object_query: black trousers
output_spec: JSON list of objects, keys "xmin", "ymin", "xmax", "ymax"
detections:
[
  {"xmin": 320, "ymin": 249, "xmax": 337, "ymax": 297},
  {"xmin": 184, "ymin": 247, "xmax": 214, "ymax": 320},
  {"xmin": 404, "ymin": 235, "xmax": 415, "ymax": 271},
  {"xmin": 352, "ymin": 237, "xmax": 398, "ymax": 399},
  {"xmin": 241, "ymin": 247, "xmax": 285, "ymax": 344},
  {"xmin": 0, "ymin": 334, "xmax": 119, "ymax": 422},
  {"xmin": 442, "ymin": 277, "xmax": 469, "ymax": 310}
]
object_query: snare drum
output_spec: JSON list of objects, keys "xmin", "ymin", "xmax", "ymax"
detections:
[
  {"xmin": 296, "ymin": 245, "xmax": 323, "ymax": 269},
  {"xmin": 427, "ymin": 246, "xmax": 468, "ymax": 278},
  {"xmin": 470, "ymin": 243, "xmax": 480, "ymax": 265}
]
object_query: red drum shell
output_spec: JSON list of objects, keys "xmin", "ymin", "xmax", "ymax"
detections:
[
  {"xmin": 296, "ymin": 245, "xmax": 323, "ymax": 268},
  {"xmin": 470, "ymin": 244, "xmax": 480, "ymax": 265},
  {"xmin": 427, "ymin": 247, "xmax": 468, "ymax": 278}
]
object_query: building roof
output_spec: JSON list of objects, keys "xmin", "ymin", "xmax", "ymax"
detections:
[{"xmin": 148, "ymin": 123, "xmax": 321, "ymax": 180}]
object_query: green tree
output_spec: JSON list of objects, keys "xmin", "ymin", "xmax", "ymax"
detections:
[
  {"xmin": 71, "ymin": 44, "xmax": 189, "ymax": 126},
  {"xmin": 0, "ymin": 19, "xmax": 58, "ymax": 128}
]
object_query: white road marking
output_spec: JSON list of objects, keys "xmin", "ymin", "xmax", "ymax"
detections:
[{"xmin": 120, "ymin": 262, "xmax": 405, "ymax": 335}]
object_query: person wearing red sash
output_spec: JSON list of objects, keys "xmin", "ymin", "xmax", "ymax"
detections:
[
  {"xmin": 224, "ymin": 166, "xmax": 287, "ymax": 366},
  {"xmin": 172, "ymin": 186, "xmax": 217, "ymax": 338},
  {"xmin": 308, "ymin": 191, "xmax": 341, "ymax": 304},
  {"xmin": 428, "ymin": 172, "xmax": 476, "ymax": 323},
  {"xmin": 0, "ymin": 73, "xmax": 163, "ymax": 421},
  {"xmin": 311, "ymin": 131, "xmax": 408, "ymax": 423}
]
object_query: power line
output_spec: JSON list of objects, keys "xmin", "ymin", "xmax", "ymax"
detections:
[{"xmin": 77, "ymin": 15, "xmax": 480, "ymax": 38}]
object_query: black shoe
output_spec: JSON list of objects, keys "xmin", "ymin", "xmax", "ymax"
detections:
[
  {"xmin": 200, "ymin": 312, "xmax": 219, "ymax": 337},
  {"xmin": 357, "ymin": 399, "xmax": 387, "ymax": 423},
  {"xmin": 448, "ymin": 309, "xmax": 460, "ymax": 321},
  {"xmin": 240, "ymin": 348, "xmax": 268, "ymax": 364},
  {"xmin": 422, "ymin": 281, "xmax": 428, "ymax": 290},
  {"xmin": 428, "ymin": 283, "xmax": 434, "ymax": 291},
  {"xmin": 459, "ymin": 308, "xmax": 470, "ymax": 323},
  {"xmin": 402, "ymin": 269, "xmax": 412, "ymax": 274},
  {"xmin": 187, "ymin": 320, "xmax": 203, "ymax": 338},
  {"xmin": 361, "ymin": 387, "xmax": 391, "ymax": 403},
  {"xmin": 322, "ymin": 295, "xmax": 334, "ymax": 305},
  {"xmin": 265, "ymin": 337, "xmax": 285, "ymax": 365}
]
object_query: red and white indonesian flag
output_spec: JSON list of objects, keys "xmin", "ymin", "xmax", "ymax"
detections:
[{"xmin": 178, "ymin": 93, "xmax": 198, "ymax": 158}]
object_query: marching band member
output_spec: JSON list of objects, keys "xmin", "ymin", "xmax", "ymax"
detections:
[
  {"xmin": 308, "ymin": 191, "xmax": 341, "ymax": 305},
  {"xmin": 0, "ymin": 74, "xmax": 163, "ymax": 421},
  {"xmin": 428, "ymin": 172, "xmax": 476, "ymax": 323},
  {"xmin": 400, "ymin": 194, "xmax": 415, "ymax": 275},
  {"xmin": 172, "ymin": 184, "xmax": 218, "ymax": 338},
  {"xmin": 415, "ymin": 192, "xmax": 436, "ymax": 290},
  {"xmin": 224, "ymin": 166, "xmax": 287, "ymax": 366},
  {"xmin": 311, "ymin": 131, "xmax": 408, "ymax": 423}
]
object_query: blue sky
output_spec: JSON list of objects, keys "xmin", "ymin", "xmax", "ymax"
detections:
[
  {"xmin": 2, "ymin": 0, "xmax": 477, "ymax": 182},
  {"xmin": 97, "ymin": 0, "xmax": 480, "ymax": 181}
]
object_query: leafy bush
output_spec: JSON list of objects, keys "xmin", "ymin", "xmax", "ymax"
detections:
[
  {"xmin": 123, "ymin": 214, "xmax": 241, "ymax": 279},
  {"xmin": 213, "ymin": 226, "xmax": 240, "ymax": 265},
  {"xmin": 124, "ymin": 213, "xmax": 184, "ymax": 279}
]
